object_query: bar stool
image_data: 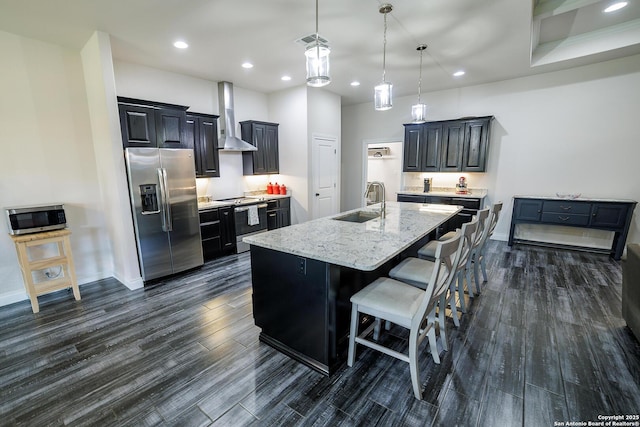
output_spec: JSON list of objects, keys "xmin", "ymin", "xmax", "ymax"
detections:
[
  {"xmin": 347, "ymin": 233, "xmax": 461, "ymax": 399},
  {"xmin": 417, "ymin": 208, "xmax": 490, "ymax": 306},
  {"xmin": 10, "ymin": 229, "xmax": 80, "ymax": 313}
]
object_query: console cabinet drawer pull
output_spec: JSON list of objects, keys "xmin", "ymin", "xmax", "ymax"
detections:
[
  {"xmin": 559, "ymin": 205, "xmax": 572, "ymax": 210},
  {"xmin": 558, "ymin": 216, "xmax": 570, "ymax": 221}
]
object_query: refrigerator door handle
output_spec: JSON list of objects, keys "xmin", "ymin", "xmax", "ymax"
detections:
[
  {"xmin": 161, "ymin": 168, "xmax": 173, "ymax": 232},
  {"xmin": 157, "ymin": 168, "xmax": 169, "ymax": 232}
]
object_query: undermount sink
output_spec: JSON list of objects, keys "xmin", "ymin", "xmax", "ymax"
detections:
[{"xmin": 333, "ymin": 210, "xmax": 380, "ymax": 223}]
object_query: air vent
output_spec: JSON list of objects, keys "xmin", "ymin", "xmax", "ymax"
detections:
[{"xmin": 295, "ymin": 34, "xmax": 330, "ymax": 46}]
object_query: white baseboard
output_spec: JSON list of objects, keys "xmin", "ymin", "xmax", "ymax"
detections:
[
  {"xmin": 0, "ymin": 289, "xmax": 28, "ymax": 307},
  {"xmin": 491, "ymin": 232, "xmax": 508, "ymax": 242},
  {"xmin": 113, "ymin": 272, "xmax": 143, "ymax": 290}
]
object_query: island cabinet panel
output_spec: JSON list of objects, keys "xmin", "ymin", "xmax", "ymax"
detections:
[
  {"xmin": 250, "ymin": 245, "xmax": 402, "ymax": 375},
  {"xmin": 509, "ymin": 197, "xmax": 637, "ymax": 260}
]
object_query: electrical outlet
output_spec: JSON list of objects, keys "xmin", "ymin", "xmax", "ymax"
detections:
[{"xmin": 298, "ymin": 258, "xmax": 306, "ymax": 275}]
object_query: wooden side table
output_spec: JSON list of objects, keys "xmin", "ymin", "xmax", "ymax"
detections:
[{"xmin": 10, "ymin": 229, "xmax": 80, "ymax": 313}]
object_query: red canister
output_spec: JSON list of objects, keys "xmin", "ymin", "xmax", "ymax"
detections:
[
  {"xmin": 267, "ymin": 182, "xmax": 273, "ymax": 194},
  {"xmin": 279, "ymin": 184, "xmax": 287, "ymax": 195}
]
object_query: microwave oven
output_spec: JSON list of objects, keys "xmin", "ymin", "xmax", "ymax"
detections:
[{"xmin": 5, "ymin": 204, "xmax": 67, "ymax": 235}]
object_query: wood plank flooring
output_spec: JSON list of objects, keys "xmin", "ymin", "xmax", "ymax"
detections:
[{"xmin": 1, "ymin": 241, "xmax": 639, "ymax": 426}]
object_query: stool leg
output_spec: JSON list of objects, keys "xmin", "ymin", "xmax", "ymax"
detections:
[
  {"xmin": 347, "ymin": 305, "xmax": 359, "ymax": 367},
  {"xmin": 62, "ymin": 236, "xmax": 80, "ymax": 301},
  {"xmin": 15, "ymin": 242, "xmax": 39, "ymax": 314}
]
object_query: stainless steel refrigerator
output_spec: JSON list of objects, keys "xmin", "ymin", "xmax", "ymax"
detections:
[{"xmin": 125, "ymin": 147, "xmax": 203, "ymax": 282}]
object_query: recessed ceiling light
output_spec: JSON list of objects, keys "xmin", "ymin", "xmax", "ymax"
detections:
[
  {"xmin": 350, "ymin": 81, "xmax": 361, "ymax": 87},
  {"xmin": 453, "ymin": 70, "xmax": 465, "ymax": 77},
  {"xmin": 281, "ymin": 75, "xmax": 292, "ymax": 81},
  {"xmin": 242, "ymin": 62, "xmax": 254, "ymax": 69},
  {"xmin": 173, "ymin": 41, "xmax": 188, "ymax": 49},
  {"xmin": 604, "ymin": 2, "xmax": 628, "ymax": 12}
]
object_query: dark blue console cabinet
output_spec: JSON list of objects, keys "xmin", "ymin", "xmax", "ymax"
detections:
[{"xmin": 508, "ymin": 196, "xmax": 636, "ymax": 260}]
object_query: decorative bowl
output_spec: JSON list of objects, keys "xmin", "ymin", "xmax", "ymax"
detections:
[{"xmin": 556, "ymin": 192, "xmax": 581, "ymax": 199}]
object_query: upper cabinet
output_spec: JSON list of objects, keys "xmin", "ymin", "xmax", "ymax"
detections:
[
  {"xmin": 186, "ymin": 113, "xmax": 220, "ymax": 178},
  {"xmin": 118, "ymin": 97, "xmax": 189, "ymax": 149},
  {"xmin": 240, "ymin": 120, "xmax": 280, "ymax": 175},
  {"xmin": 403, "ymin": 116, "xmax": 492, "ymax": 173}
]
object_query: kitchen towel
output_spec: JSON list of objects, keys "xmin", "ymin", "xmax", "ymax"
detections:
[{"xmin": 248, "ymin": 205, "xmax": 259, "ymax": 226}]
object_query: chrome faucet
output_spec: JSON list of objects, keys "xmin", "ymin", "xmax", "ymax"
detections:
[{"xmin": 364, "ymin": 181, "xmax": 386, "ymax": 219}]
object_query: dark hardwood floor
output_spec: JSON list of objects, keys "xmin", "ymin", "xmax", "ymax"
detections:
[{"xmin": 1, "ymin": 241, "xmax": 639, "ymax": 426}]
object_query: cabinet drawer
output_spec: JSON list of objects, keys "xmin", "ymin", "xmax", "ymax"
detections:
[
  {"xmin": 541, "ymin": 213, "xmax": 590, "ymax": 226},
  {"xmin": 543, "ymin": 200, "xmax": 591, "ymax": 215},
  {"xmin": 449, "ymin": 197, "xmax": 481, "ymax": 210},
  {"xmin": 397, "ymin": 194, "xmax": 427, "ymax": 203},
  {"xmin": 200, "ymin": 222, "xmax": 221, "ymax": 239},
  {"xmin": 199, "ymin": 208, "xmax": 219, "ymax": 223}
]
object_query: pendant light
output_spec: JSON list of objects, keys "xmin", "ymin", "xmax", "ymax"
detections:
[
  {"xmin": 411, "ymin": 44, "xmax": 428, "ymax": 123},
  {"xmin": 374, "ymin": 4, "xmax": 393, "ymax": 111},
  {"xmin": 305, "ymin": 0, "xmax": 330, "ymax": 87}
]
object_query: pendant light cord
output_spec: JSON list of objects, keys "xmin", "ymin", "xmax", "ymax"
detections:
[
  {"xmin": 382, "ymin": 11, "xmax": 388, "ymax": 82},
  {"xmin": 418, "ymin": 48, "xmax": 423, "ymax": 103}
]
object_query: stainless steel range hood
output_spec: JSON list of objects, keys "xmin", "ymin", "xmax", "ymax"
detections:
[{"xmin": 217, "ymin": 81, "xmax": 257, "ymax": 152}]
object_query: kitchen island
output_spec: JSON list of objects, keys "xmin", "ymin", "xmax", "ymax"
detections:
[{"xmin": 244, "ymin": 201, "xmax": 461, "ymax": 374}]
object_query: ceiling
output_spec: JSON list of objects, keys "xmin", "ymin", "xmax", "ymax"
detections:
[{"xmin": 1, "ymin": 0, "xmax": 639, "ymax": 106}]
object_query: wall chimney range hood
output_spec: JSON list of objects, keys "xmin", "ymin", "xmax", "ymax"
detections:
[{"xmin": 217, "ymin": 81, "xmax": 257, "ymax": 152}]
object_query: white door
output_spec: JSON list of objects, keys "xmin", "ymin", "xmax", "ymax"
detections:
[{"xmin": 312, "ymin": 135, "xmax": 338, "ymax": 219}]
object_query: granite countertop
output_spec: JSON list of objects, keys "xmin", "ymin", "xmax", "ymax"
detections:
[
  {"xmin": 243, "ymin": 201, "xmax": 461, "ymax": 271},
  {"xmin": 397, "ymin": 187, "xmax": 488, "ymax": 199},
  {"xmin": 514, "ymin": 195, "xmax": 637, "ymax": 203},
  {"xmin": 198, "ymin": 193, "xmax": 290, "ymax": 210}
]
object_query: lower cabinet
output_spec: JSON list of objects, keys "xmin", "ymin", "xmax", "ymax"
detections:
[
  {"xmin": 267, "ymin": 198, "xmax": 291, "ymax": 230},
  {"xmin": 199, "ymin": 206, "xmax": 236, "ymax": 260},
  {"xmin": 397, "ymin": 194, "xmax": 482, "ymax": 236}
]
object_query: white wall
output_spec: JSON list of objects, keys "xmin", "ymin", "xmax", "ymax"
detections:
[
  {"xmin": 0, "ymin": 30, "xmax": 113, "ymax": 306},
  {"xmin": 367, "ymin": 142, "xmax": 403, "ymax": 201},
  {"xmin": 307, "ymin": 88, "xmax": 342, "ymax": 219},
  {"xmin": 342, "ymin": 54, "xmax": 640, "ymax": 244},
  {"xmin": 81, "ymin": 32, "xmax": 142, "ymax": 290},
  {"xmin": 268, "ymin": 86, "xmax": 309, "ymax": 223}
]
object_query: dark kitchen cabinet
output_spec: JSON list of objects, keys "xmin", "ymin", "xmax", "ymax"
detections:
[
  {"xmin": 199, "ymin": 206, "xmax": 236, "ymax": 260},
  {"xmin": 402, "ymin": 116, "xmax": 492, "ymax": 172},
  {"xmin": 219, "ymin": 206, "xmax": 236, "ymax": 254},
  {"xmin": 186, "ymin": 113, "xmax": 220, "ymax": 178},
  {"xmin": 462, "ymin": 118, "xmax": 491, "ymax": 172},
  {"xmin": 118, "ymin": 97, "xmax": 189, "ymax": 149},
  {"xmin": 267, "ymin": 198, "xmax": 291, "ymax": 230},
  {"xmin": 440, "ymin": 121, "xmax": 465, "ymax": 172},
  {"xmin": 240, "ymin": 120, "xmax": 279, "ymax": 175},
  {"xmin": 403, "ymin": 124, "xmax": 440, "ymax": 172}
]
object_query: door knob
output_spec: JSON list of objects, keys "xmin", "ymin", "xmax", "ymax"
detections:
[{"xmin": 315, "ymin": 193, "xmax": 320, "ymax": 196}]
